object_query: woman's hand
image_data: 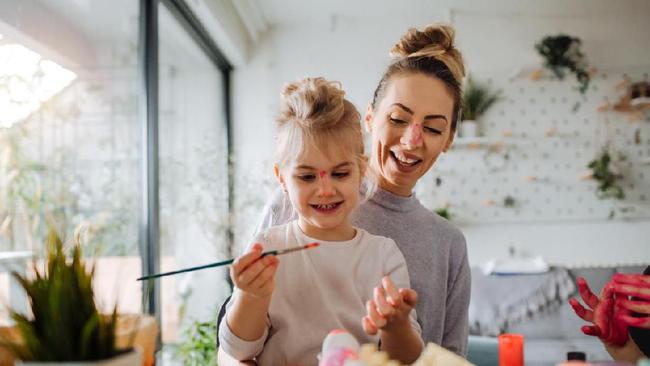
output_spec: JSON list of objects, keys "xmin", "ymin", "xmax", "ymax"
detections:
[
  {"xmin": 612, "ymin": 273, "xmax": 650, "ymax": 329},
  {"xmin": 569, "ymin": 277, "xmax": 629, "ymax": 346},
  {"xmin": 230, "ymin": 243, "xmax": 279, "ymax": 299},
  {"xmin": 362, "ymin": 276, "xmax": 417, "ymax": 335}
]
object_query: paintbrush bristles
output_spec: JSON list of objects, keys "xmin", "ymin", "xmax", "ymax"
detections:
[{"xmin": 275, "ymin": 242, "xmax": 320, "ymax": 255}]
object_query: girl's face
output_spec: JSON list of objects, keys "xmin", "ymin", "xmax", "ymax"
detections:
[
  {"xmin": 365, "ymin": 73, "xmax": 455, "ymax": 197},
  {"xmin": 275, "ymin": 143, "xmax": 361, "ymax": 241}
]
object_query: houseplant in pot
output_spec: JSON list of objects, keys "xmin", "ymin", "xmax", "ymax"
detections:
[
  {"xmin": 0, "ymin": 227, "xmax": 154, "ymax": 365},
  {"xmin": 460, "ymin": 76, "xmax": 502, "ymax": 138}
]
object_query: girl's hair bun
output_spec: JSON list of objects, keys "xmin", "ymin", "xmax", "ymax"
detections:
[{"xmin": 279, "ymin": 77, "xmax": 347, "ymax": 130}]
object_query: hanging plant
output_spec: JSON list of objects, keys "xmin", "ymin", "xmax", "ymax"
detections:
[
  {"xmin": 535, "ymin": 34, "xmax": 591, "ymax": 94},
  {"xmin": 587, "ymin": 150, "xmax": 625, "ymax": 200}
]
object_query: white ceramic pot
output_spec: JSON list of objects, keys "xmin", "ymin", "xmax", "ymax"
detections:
[
  {"xmin": 460, "ymin": 120, "xmax": 479, "ymax": 137},
  {"xmin": 16, "ymin": 349, "xmax": 142, "ymax": 366}
]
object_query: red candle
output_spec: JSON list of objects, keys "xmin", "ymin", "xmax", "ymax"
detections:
[{"xmin": 499, "ymin": 333, "xmax": 524, "ymax": 366}]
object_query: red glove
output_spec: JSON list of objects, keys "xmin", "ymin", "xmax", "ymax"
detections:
[
  {"xmin": 612, "ymin": 273, "xmax": 650, "ymax": 329},
  {"xmin": 569, "ymin": 277, "xmax": 629, "ymax": 346}
]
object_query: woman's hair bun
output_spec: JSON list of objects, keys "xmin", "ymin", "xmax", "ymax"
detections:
[
  {"xmin": 389, "ymin": 23, "xmax": 465, "ymax": 84},
  {"xmin": 390, "ymin": 23, "xmax": 455, "ymax": 59}
]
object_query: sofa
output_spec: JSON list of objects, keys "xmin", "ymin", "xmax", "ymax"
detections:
[{"xmin": 468, "ymin": 265, "xmax": 649, "ymax": 366}]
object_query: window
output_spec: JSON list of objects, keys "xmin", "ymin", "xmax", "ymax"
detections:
[
  {"xmin": 0, "ymin": 1, "xmax": 232, "ymax": 350},
  {"xmin": 157, "ymin": 1, "xmax": 231, "ymax": 342},
  {"xmin": 0, "ymin": 0, "xmax": 143, "ymax": 321}
]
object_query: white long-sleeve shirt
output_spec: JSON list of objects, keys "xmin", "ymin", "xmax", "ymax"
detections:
[
  {"xmin": 253, "ymin": 187, "xmax": 470, "ymax": 356},
  {"xmin": 219, "ymin": 220, "xmax": 421, "ymax": 366}
]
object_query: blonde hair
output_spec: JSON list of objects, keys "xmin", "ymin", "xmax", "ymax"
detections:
[
  {"xmin": 275, "ymin": 77, "xmax": 369, "ymax": 180},
  {"xmin": 372, "ymin": 23, "xmax": 466, "ymax": 130}
]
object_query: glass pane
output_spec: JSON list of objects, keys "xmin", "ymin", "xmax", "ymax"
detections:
[
  {"xmin": 0, "ymin": 1, "xmax": 142, "ymax": 323},
  {"xmin": 158, "ymin": 3, "xmax": 231, "ymax": 345}
]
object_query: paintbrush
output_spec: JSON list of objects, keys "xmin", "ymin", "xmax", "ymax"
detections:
[{"xmin": 137, "ymin": 242, "xmax": 320, "ymax": 281}]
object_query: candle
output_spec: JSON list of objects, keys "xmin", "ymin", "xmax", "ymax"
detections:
[{"xmin": 499, "ymin": 333, "xmax": 524, "ymax": 366}]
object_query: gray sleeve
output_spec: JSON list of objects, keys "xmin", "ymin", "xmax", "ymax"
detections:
[
  {"xmin": 442, "ymin": 231, "xmax": 471, "ymax": 357},
  {"xmin": 253, "ymin": 187, "xmax": 295, "ymax": 237}
]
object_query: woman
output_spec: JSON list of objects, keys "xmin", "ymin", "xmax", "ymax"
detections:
[
  {"xmin": 219, "ymin": 23, "xmax": 470, "ymax": 363},
  {"xmin": 570, "ymin": 266, "xmax": 650, "ymax": 362}
]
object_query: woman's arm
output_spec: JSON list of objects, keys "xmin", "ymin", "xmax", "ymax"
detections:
[{"xmin": 442, "ymin": 235, "xmax": 471, "ymax": 356}]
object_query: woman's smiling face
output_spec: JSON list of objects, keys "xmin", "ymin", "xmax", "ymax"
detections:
[{"xmin": 365, "ymin": 73, "xmax": 456, "ymax": 197}]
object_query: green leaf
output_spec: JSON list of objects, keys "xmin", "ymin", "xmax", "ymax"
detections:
[
  {"xmin": 2, "ymin": 227, "xmax": 121, "ymax": 361},
  {"xmin": 462, "ymin": 76, "xmax": 502, "ymax": 121}
]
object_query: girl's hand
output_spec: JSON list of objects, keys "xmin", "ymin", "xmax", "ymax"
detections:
[
  {"xmin": 362, "ymin": 276, "xmax": 417, "ymax": 336},
  {"xmin": 612, "ymin": 273, "xmax": 650, "ymax": 329},
  {"xmin": 569, "ymin": 277, "xmax": 629, "ymax": 346},
  {"xmin": 230, "ymin": 243, "xmax": 279, "ymax": 299}
]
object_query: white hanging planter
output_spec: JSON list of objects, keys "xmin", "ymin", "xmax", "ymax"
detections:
[
  {"xmin": 16, "ymin": 349, "xmax": 142, "ymax": 366},
  {"xmin": 459, "ymin": 120, "xmax": 479, "ymax": 137}
]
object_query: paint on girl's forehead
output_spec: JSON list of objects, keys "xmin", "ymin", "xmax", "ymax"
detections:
[{"xmin": 319, "ymin": 170, "xmax": 327, "ymax": 178}]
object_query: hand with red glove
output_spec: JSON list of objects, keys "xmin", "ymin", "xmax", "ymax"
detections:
[
  {"xmin": 611, "ymin": 273, "xmax": 650, "ymax": 329},
  {"xmin": 569, "ymin": 277, "xmax": 630, "ymax": 346}
]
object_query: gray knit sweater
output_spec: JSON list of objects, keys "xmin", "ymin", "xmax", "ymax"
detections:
[{"xmin": 256, "ymin": 186, "xmax": 471, "ymax": 356}]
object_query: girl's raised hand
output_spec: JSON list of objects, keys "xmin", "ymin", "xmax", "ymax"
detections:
[
  {"xmin": 363, "ymin": 276, "xmax": 418, "ymax": 336},
  {"xmin": 230, "ymin": 243, "xmax": 279, "ymax": 299}
]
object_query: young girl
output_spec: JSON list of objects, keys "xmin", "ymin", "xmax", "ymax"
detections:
[{"xmin": 218, "ymin": 77, "xmax": 423, "ymax": 365}]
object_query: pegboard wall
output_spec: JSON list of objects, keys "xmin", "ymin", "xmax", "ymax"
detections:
[{"xmin": 416, "ymin": 67, "xmax": 650, "ymax": 224}]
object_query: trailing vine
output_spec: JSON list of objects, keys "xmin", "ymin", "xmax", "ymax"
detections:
[
  {"xmin": 535, "ymin": 34, "xmax": 591, "ymax": 94},
  {"xmin": 587, "ymin": 149, "xmax": 625, "ymax": 200}
]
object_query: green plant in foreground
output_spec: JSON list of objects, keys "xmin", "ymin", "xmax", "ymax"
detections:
[
  {"xmin": 588, "ymin": 150, "xmax": 625, "ymax": 200},
  {"xmin": 176, "ymin": 318, "xmax": 218, "ymax": 366},
  {"xmin": 3, "ymin": 228, "xmax": 123, "ymax": 361}
]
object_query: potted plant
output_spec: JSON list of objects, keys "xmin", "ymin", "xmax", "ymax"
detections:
[
  {"xmin": 0, "ymin": 227, "xmax": 156, "ymax": 365},
  {"xmin": 460, "ymin": 77, "xmax": 502, "ymax": 138},
  {"xmin": 535, "ymin": 34, "xmax": 591, "ymax": 95}
]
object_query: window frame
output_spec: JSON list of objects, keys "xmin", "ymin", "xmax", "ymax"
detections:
[{"xmin": 138, "ymin": 0, "xmax": 233, "ymax": 345}]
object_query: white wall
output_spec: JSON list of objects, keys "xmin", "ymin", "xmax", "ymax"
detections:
[{"xmin": 231, "ymin": 1, "xmax": 650, "ymax": 266}]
